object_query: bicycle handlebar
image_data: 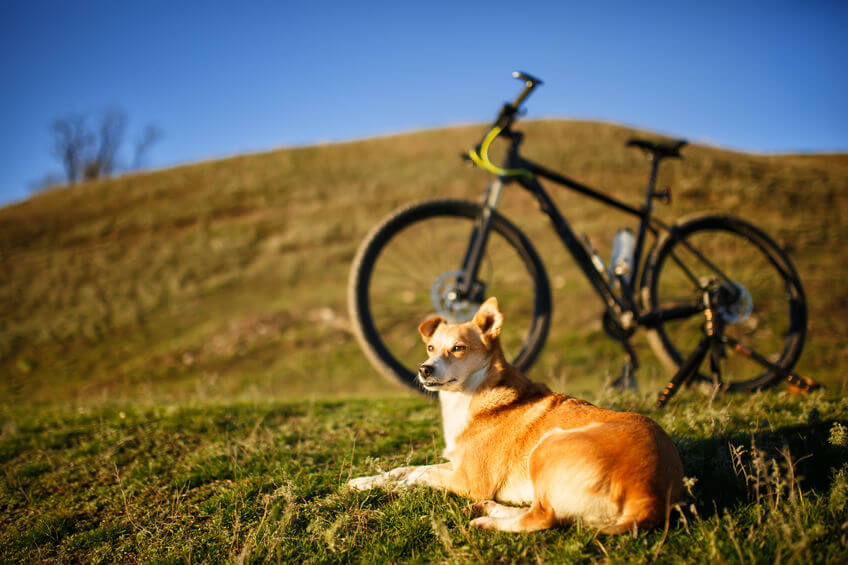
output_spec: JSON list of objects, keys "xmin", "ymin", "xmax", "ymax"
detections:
[
  {"xmin": 466, "ymin": 125, "xmax": 533, "ymax": 178},
  {"xmin": 510, "ymin": 71, "xmax": 543, "ymax": 109},
  {"xmin": 492, "ymin": 71, "xmax": 543, "ymax": 129},
  {"xmin": 465, "ymin": 71, "xmax": 543, "ymax": 177}
]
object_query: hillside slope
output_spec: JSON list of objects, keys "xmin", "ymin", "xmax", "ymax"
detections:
[{"xmin": 2, "ymin": 120, "xmax": 846, "ymax": 405}]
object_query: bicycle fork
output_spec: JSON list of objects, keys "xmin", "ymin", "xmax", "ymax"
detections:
[{"xmin": 456, "ymin": 179, "xmax": 505, "ymax": 301}]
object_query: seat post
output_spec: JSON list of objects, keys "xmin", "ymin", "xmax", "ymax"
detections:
[
  {"xmin": 630, "ymin": 156, "xmax": 662, "ymax": 293},
  {"xmin": 645, "ymin": 154, "xmax": 661, "ymax": 197}
]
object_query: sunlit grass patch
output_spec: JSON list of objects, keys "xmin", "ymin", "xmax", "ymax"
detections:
[{"xmin": 1, "ymin": 393, "xmax": 846, "ymax": 562}]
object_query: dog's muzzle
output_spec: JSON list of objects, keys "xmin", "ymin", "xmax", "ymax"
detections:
[
  {"xmin": 418, "ymin": 363, "xmax": 436, "ymax": 386},
  {"xmin": 418, "ymin": 362, "xmax": 455, "ymax": 388}
]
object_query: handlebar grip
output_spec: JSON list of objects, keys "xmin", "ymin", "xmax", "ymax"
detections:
[
  {"xmin": 510, "ymin": 71, "xmax": 543, "ymax": 109},
  {"xmin": 512, "ymin": 71, "xmax": 543, "ymax": 86}
]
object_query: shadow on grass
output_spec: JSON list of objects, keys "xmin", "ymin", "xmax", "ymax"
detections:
[{"xmin": 677, "ymin": 417, "xmax": 847, "ymax": 518}]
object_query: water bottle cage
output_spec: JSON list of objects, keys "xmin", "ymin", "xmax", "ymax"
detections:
[
  {"xmin": 613, "ymin": 260, "xmax": 633, "ymax": 278},
  {"xmin": 653, "ymin": 186, "xmax": 672, "ymax": 204}
]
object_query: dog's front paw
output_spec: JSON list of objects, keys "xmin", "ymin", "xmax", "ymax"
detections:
[
  {"xmin": 469, "ymin": 516, "xmax": 498, "ymax": 529},
  {"xmin": 347, "ymin": 474, "xmax": 385, "ymax": 491},
  {"xmin": 348, "ymin": 466, "xmax": 419, "ymax": 491},
  {"xmin": 470, "ymin": 500, "xmax": 498, "ymax": 516}
]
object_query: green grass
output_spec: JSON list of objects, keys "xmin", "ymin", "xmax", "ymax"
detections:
[
  {"xmin": 1, "ymin": 120, "xmax": 847, "ymax": 561},
  {"xmin": 1, "ymin": 392, "xmax": 847, "ymax": 562}
]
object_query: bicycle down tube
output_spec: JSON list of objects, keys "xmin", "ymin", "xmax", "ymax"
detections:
[{"xmin": 515, "ymin": 172, "xmax": 628, "ymax": 317}]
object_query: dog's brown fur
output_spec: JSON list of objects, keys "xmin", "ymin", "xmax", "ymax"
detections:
[{"xmin": 349, "ymin": 298, "xmax": 683, "ymax": 533}]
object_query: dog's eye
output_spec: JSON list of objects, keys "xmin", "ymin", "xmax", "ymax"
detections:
[
  {"xmin": 427, "ymin": 345, "xmax": 434, "ymax": 352},
  {"xmin": 452, "ymin": 345, "xmax": 466, "ymax": 352}
]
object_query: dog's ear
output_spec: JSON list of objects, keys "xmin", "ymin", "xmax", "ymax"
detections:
[
  {"xmin": 473, "ymin": 297, "xmax": 503, "ymax": 342},
  {"xmin": 418, "ymin": 316, "xmax": 444, "ymax": 342}
]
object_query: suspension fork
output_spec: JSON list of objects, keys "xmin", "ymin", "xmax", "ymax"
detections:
[{"xmin": 456, "ymin": 178, "xmax": 506, "ymax": 298}]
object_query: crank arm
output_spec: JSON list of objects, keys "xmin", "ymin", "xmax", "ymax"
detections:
[{"xmin": 723, "ymin": 335, "xmax": 822, "ymax": 393}]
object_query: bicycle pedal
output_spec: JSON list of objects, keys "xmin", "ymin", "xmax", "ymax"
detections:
[{"xmin": 787, "ymin": 374, "xmax": 823, "ymax": 394}]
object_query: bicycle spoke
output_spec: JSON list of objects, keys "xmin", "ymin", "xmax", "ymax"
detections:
[
  {"xmin": 673, "ymin": 234, "xmax": 737, "ymax": 288},
  {"xmin": 667, "ymin": 248, "xmax": 705, "ymax": 291},
  {"xmin": 374, "ymin": 260, "xmax": 433, "ymax": 287}
]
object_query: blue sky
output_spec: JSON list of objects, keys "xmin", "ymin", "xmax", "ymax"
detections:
[{"xmin": 1, "ymin": 0, "xmax": 846, "ymax": 206}]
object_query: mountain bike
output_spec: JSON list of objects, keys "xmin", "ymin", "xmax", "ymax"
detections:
[{"xmin": 348, "ymin": 71, "xmax": 817, "ymax": 407}]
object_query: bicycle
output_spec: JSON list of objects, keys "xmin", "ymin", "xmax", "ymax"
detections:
[{"xmin": 348, "ymin": 71, "xmax": 818, "ymax": 407}]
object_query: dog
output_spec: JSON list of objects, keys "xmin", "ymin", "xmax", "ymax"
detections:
[{"xmin": 348, "ymin": 297, "xmax": 683, "ymax": 534}]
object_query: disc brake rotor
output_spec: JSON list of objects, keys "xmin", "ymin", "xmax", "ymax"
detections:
[
  {"xmin": 430, "ymin": 270, "xmax": 481, "ymax": 323},
  {"xmin": 718, "ymin": 281, "xmax": 753, "ymax": 324}
]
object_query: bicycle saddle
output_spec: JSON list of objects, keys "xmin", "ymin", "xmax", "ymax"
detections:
[{"xmin": 626, "ymin": 138, "xmax": 687, "ymax": 159}]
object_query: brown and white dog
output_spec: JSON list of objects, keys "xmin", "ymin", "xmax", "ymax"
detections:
[{"xmin": 349, "ymin": 298, "xmax": 684, "ymax": 534}]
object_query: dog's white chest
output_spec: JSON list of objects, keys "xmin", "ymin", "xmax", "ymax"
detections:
[{"xmin": 439, "ymin": 391, "xmax": 472, "ymax": 461}]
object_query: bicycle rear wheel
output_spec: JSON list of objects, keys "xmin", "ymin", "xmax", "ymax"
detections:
[
  {"xmin": 349, "ymin": 199, "xmax": 552, "ymax": 393},
  {"xmin": 643, "ymin": 214, "xmax": 807, "ymax": 391}
]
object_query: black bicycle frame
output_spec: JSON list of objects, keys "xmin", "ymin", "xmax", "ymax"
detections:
[
  {"xmin": 458, "ymin": 128, "xmax": 715, "ymax": 336},
  {"xmin": 457, "ymin": 113, "xmax": 766, "ymax": 351},
  {"xmin": 459, "ymin": 130, "xmax": 649, "ymax": 320}
]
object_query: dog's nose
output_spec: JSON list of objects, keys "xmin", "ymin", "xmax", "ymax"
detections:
[{"xmin": 419, "ymin": 364, "xmax": 433, "ymax": 378}]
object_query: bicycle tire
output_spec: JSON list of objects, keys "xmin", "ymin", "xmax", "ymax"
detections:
[
  {"xmin": 642, "ymin": 213, "xmax": 807, "ymax": 392},
  {"xmin": 349, "ymin": 199, "xmax": 552, "ymax": 393}
]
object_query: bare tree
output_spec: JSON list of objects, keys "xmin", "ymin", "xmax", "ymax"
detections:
[
  {"xmin": 132, "ymin": 124, "xmax": 163, "ymax": 170},
  {"xmin": 51, "ymin": 114, "xmax": 94, "ymax": 184},
  {"xmin": 89, "ymin": 107, "xmax": 127, "ymax": 180},
  {"xmin": 48, "ymin": 108, "xmax": 160, "ymax": 185}
]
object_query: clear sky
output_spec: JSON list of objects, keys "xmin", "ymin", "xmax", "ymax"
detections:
[{"xmin": 1, "ymin": 0, "xmax": 846, "ymax": 206}]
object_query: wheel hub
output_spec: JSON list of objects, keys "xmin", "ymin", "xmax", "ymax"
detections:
[
  {"xmin": 430, "ymin": 270, "xmax": 483, "ymax": 322},
  {"xmin": 715, "ymin": 281, "xmax": 753, "ymax": 324}
]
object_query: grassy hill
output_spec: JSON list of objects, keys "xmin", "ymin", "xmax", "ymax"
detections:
[
  {"xmin": 2, "ymin": 119, "xmax": 846, "ymax": 405},
  {"xmin": 2, "ymin": 120, "xmax": 847, "ymax": 562}
]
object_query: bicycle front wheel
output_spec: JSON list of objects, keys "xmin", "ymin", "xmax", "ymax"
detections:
[
  {"xmin": 643, "ymin": 214, "xmax": 807, "ymax": 391},
  {"xmin": 349, "ymin": 199, "xmax": 552, "ymax": 393}
]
